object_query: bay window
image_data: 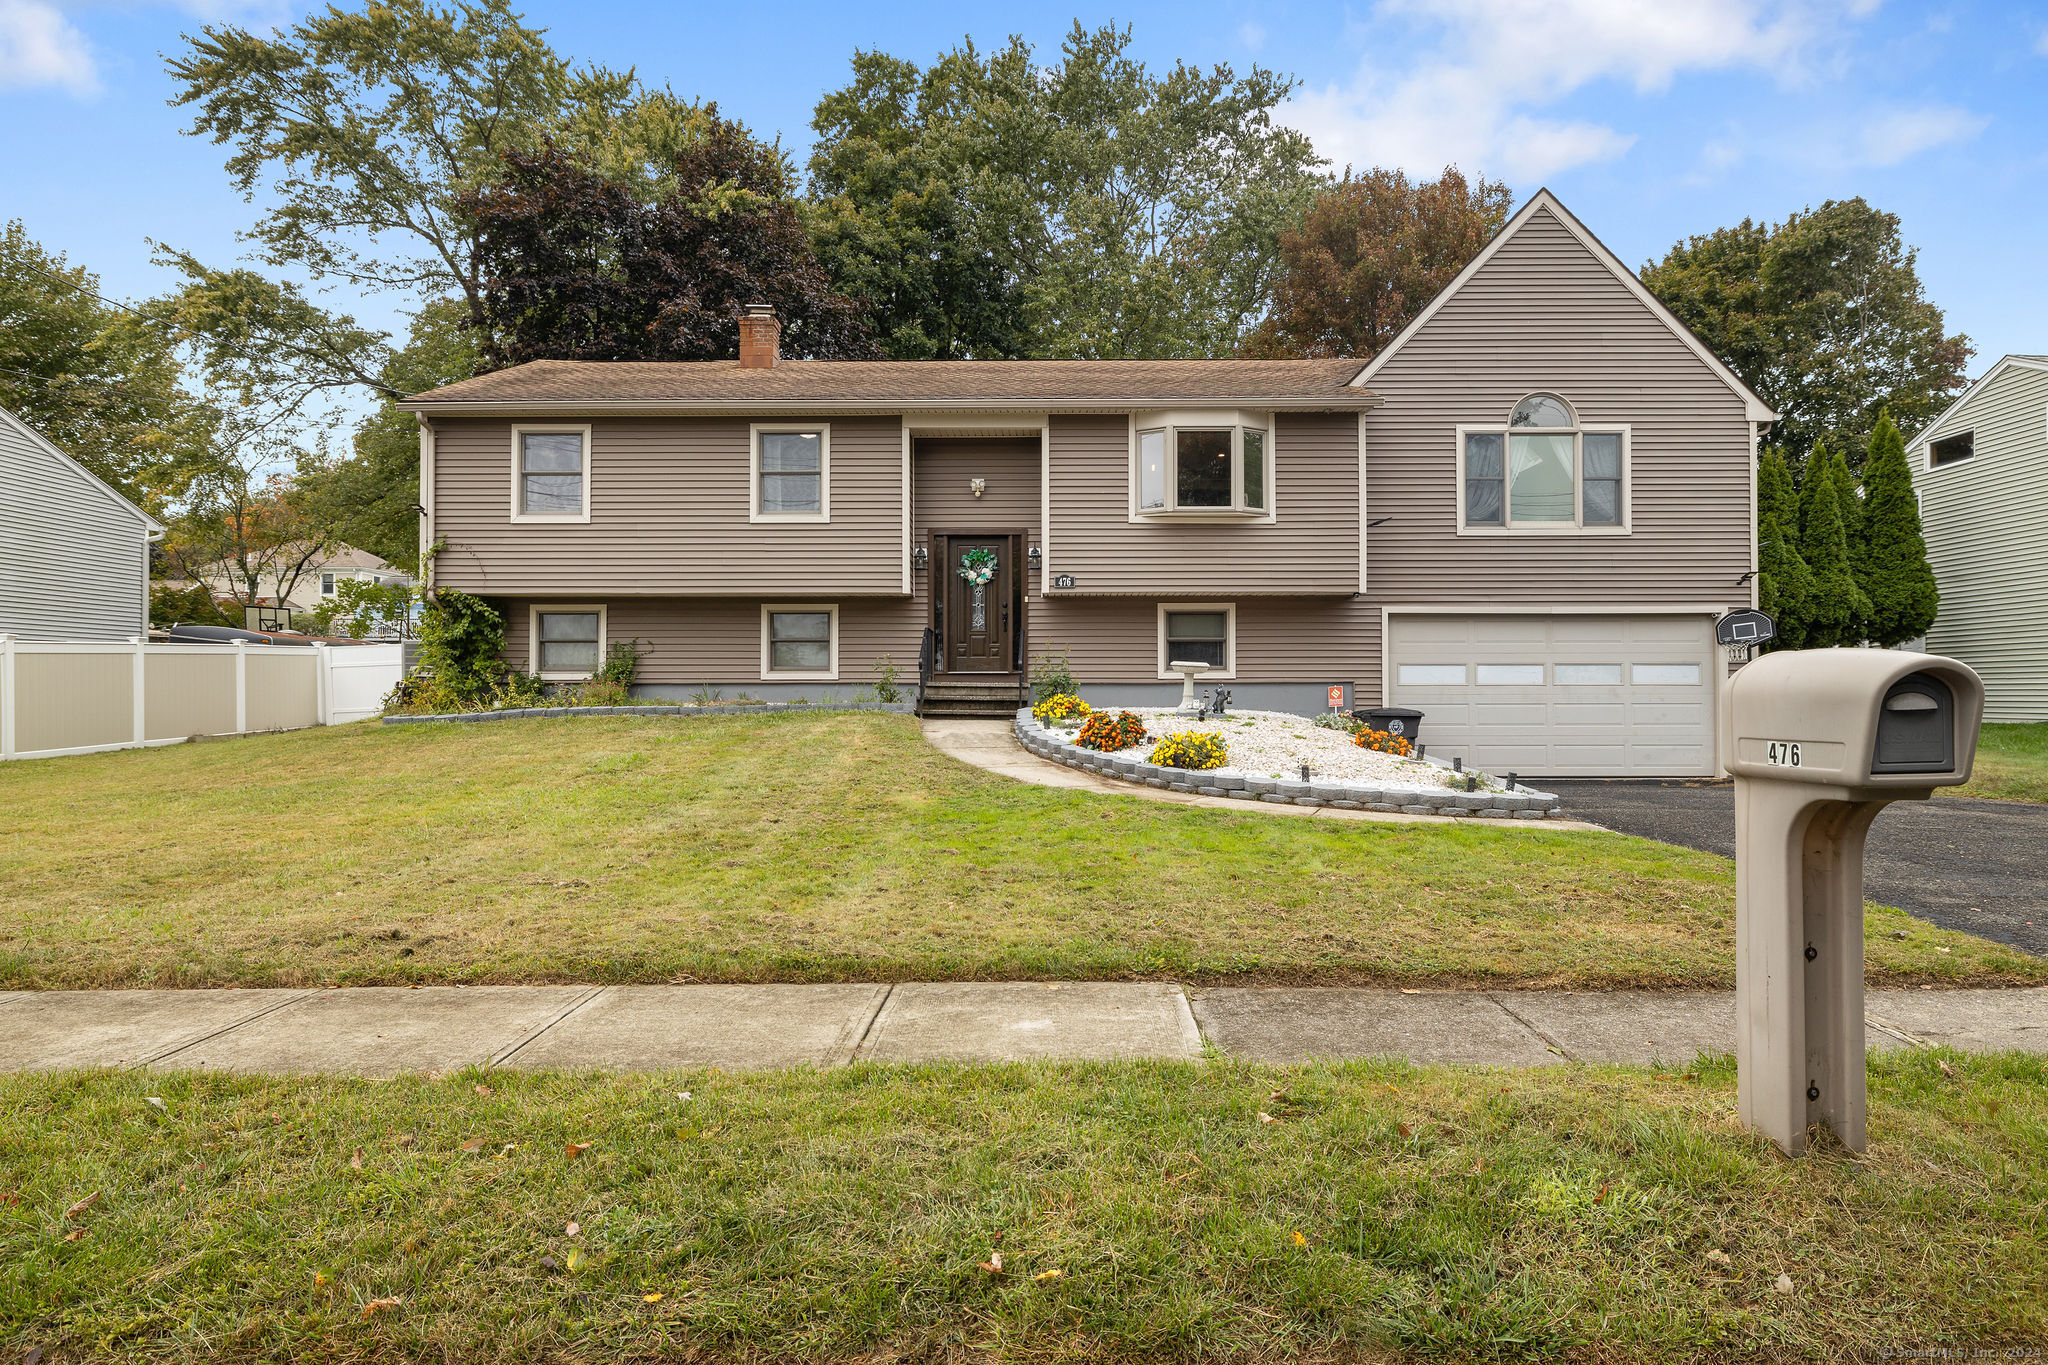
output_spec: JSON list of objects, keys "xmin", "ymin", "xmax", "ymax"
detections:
[{"xmin": 1134, "ymin": 414, "xmax": 1272, "ymax": 516}]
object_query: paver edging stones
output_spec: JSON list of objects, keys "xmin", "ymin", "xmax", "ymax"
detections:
[
  {"xmin": 385, "ymin": 701, "xmax": 917, "ymax": 726},
  {"xmin": 1013, "ymin": 709, "xmax": 1565, "ymax": 818}
]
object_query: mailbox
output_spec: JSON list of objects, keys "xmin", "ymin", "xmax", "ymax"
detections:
[{"xmin": 1723, "ymin": 649, "xmax": 1983, "ymax": 1156}]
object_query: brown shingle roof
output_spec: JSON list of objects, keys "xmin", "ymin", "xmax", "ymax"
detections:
[{"xmin": 402, "ymin": 358, "xmax": 1375, "ymax": 410}]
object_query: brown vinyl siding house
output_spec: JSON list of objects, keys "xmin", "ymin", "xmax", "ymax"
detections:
[{"xmin": 404, "ymin": 190, "xmax": 1772, "ymax": 777}]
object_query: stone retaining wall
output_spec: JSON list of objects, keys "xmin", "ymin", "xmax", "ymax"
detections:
[
  {"xmin": 1013, "ymin": 710, "xmax": 1564, "ymax": 819},
  {"xmin": 384, "ymin": 701, "xmax": 917, "ymax": 726}
]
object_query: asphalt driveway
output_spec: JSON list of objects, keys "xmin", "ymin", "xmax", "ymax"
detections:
[{"xmin": 1545, "ymin": 780, "xmax": 2048, "ymax": 957}]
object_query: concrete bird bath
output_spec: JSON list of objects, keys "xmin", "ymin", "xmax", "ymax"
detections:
[{"xmin": 1168, "ymin": 660, "xmax": 1212, "ymax": 716}]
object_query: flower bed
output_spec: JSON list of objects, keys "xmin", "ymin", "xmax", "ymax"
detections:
[{"xmin": 1014, "ymin": 708, "xmax": 1564, "ymax": 819}]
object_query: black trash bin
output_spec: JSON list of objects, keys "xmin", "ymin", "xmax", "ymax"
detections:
[{"xmin": 1352, "ymin": 706, "xmax": 1424, "ymax": 743}]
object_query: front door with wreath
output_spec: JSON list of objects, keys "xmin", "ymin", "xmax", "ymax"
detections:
[{"xmin": 943, "ymin": 538, "xmax": 1014, "ymax": 672}]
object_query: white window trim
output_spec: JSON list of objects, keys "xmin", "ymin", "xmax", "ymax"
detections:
[
  {"xmin": 750, "ymin": 423, "xmax": 831, "ymax": 524},
  {"xmin": 509, "ymin": 424, "xmax": 593, "ymax": 524},
  {"xmin": 1156, "ymin": 601, "xmax": 1236, "ymax": 680},
  {"xmin": 528, "ymin": 603, "xmax": 607, "ymax": 681},
  {"xmin": 320, "ymin": 573, "xmax": 336, "ymax": 597},
  {"xmin": 1127, "ymin": 411, "xmax": 1277, "ymax": 523},
  {"xmin": 1924, "ymin": 428, "xmax": 1975, "ymax": 472},
  {"xmin": 760, "ymin": 602, "xmax": 839, "ymax": 681},
  {"xmin": 1454, "ymin": 414, "xmax": 1632, "ymax": 536}
]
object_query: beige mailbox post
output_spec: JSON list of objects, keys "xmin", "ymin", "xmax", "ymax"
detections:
[{"xmin": 1723, "ymin": 649, "xmax": 1984, "ymax": 1155}]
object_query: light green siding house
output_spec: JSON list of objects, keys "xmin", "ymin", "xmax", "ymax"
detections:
[{"xmin": 1906, "ymin": 355, "xmax": 2048, "ymax": 722}]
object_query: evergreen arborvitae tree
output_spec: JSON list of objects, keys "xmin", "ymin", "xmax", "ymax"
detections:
[
  {"xmin": 1828, "ymin": 446, "xmax": 1873, "ymax": 641},
  {"xmin": 1796, "ymin": 444, "xmax": 1871, "ymax": 647},
  {"xmin": 1859, "ymin": 410, "xmax": 1939, "ymax": 645},
  {"xmin": 1756, "ymin": 448, "xmax": 1815, "ymax": 649}
]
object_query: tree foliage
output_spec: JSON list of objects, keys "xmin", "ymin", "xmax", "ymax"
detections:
[
  {"xmin": 1243, "ymin": 167, "xmax": 1513, "ymax": 359},
  {"xmin": 1642, "ymin": 198, "xmax": 1971, "ymax": 467},
  {"xmin": 0, "ymin": 221, "xmax": 212, "ymax": 509},
  {"xmin": 464, "ymin": 119, "xmax": 874, "ymax": 367},
  {"xmin": 1793, "ymin": 443, "xmax": 1872, "ymax": 647},
  {"xmin": 297, "ymin": 299, "xmax": 479, "ymax": 574},
  {"xmin": 807, "ymin": 23, "xmax": 1324, "ymax": 359},
  {"xmin": 1858, "ymin": 411, "xmax": 1939, "ymax": 646},
  {"xmin": 1756, "ymin": 448, "xmax": 1813, "ymax": 651}
]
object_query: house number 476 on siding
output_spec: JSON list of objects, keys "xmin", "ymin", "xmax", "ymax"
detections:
[{"xmin": 1766, "ymin": 740, "xmax": 1803, "ymax": 768}]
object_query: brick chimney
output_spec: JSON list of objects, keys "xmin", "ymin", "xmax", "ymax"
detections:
[{"xmin": 738, "ymin": 303, "xmax": 780, "ymax": 369}]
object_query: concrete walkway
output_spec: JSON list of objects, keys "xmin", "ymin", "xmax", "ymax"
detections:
[
  {"xmin": 2, "ymin": 983, "xmax": 2043, "ymax": 1076},
  {"xmin": 922, "ymin": 718, "xmax": 1599, "ymax": 829}
]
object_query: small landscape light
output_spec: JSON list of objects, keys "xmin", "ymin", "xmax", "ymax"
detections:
[
  {"xmin": 1506, "ymin": 772, "xmax": 1518, "ymax": 790},
  {"xmin": 1300, "ymin": 762, "xmax": 1310, "ymax": 781}
]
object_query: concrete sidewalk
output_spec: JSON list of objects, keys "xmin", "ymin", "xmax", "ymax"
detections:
[{"xmin": 2, "ymin": 982, "xmax": 2043, "ymax": 1076}]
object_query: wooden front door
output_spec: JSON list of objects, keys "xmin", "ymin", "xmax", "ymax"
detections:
[{"xmin": 939, "ymin": 534, "xmax": 1016, "ymax": 673}]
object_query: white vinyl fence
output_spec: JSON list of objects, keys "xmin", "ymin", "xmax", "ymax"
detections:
[{"xmin": 0, "ymin": 636, "xmax": 404, "ymax": 761}]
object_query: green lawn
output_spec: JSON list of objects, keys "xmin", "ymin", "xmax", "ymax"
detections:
[
  {"xmin": 4, "ymin": 1051, "xmax": 2044, "ymax": 1362},
  {"xmin": 1949, "ymin": 721, "xmax": 2048, "ymax": 803},
  {"xmin": 1, "ymin": 712, "xmax": 2039, "ymax": 990}
]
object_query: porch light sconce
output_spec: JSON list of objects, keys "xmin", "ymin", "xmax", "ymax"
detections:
[
  {"xmin": 1027, "ymin": 545, "xmax": 1043, "ymax": 570},
  {"xmin": 970, "ymin": 478, "xmax": 987, "ymax": 498},
  {"xmin": 911, "ymin": 546, "xmax": 929, "ymax": 570}
]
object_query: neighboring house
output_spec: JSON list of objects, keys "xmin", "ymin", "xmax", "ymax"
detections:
[
  {"xmin": 0, "ymin": 404, "xmax": 162, "ymax": 641},
  {"xmin": 401, "ymin": 190, "xmax": 1773, "ymax": 777},
  {"xmin": 193, "ymin": 544, "xmax": 415, "ymax": 616},
  {"xmin": 1906, "ymin": 354, "xmax": 2048, "ymax": 722}
]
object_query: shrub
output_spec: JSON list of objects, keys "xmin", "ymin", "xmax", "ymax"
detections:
[
  {"xmin": 415, "ymin": 589, "xmax": 507, "ymax": 699},
  {"xmin": 872, "ymin": 654, "xmax": 902, "ymax": 703},
  {"xmin": 1313, "ymin": 711, "xmax": 1361, "ymax": 733},
  {"xmin": 1032, "ymin": 692, "xmax": 1092, "ymax": 725},
  {"xmin": 1076, "ymin": 710, "xmax": 1148, "ymax": 752},
  {"xmin": 1029, "ymin": 648, "xmax": 1078, "ymax": 705},
  {"xmin": 595, "ymin": 638, "xmax": 644, "ymax": 689},
  {"xmin": 1353, "ymin": 727, "xmax": 1414, "ymax": 758},
  {"xmin": 1150, "ymin": 730, "xmax": 1228, "ymax": 770},
  {"xmin": 149, "ymin": 581, "xmax": 236, "ymax": 629}
]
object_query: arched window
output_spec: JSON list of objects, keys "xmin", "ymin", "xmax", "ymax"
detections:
[{"xmin": 1460, "ymin": 393, "xmax": 1627, "ymax": 531}]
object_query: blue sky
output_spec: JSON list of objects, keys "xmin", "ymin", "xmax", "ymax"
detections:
[{"xmin": 4, "ymin": 0, "xmax": 2045, "ymax": 373}]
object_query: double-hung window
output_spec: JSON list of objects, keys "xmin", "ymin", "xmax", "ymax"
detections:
[
  {"xmin": 1158, "ymin": 603, "xmax": 1236, "ymax": 678},
  {"xmin": 761, "ymin": 604, "xmax": 838, "ymax": 679},
  {"xmin": 1136, "ymin": 416, "xmax": 1270, "ymax": 516},
  {"xmin": 320, "ymin": 572, "xmax": 336, "ymax": 597},
  {"xmin": 1460, "ymin": 395, "xmax": 1627, "ymax": 532},
  {"xmin": 752, "ymin": 426, "xmax": 829, "ymax": 521},
  {"xmin": 531, "ymin": 606, "xmax": 604, "ymax": 679},
  {"xmin": 512, "ymin": 426, "xmax": 591, "ymax": 521}
]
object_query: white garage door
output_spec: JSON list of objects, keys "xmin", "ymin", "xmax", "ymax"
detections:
[{"xmin": 1386, "ymin": 614, "xmax": 1719, "ymax": 777}]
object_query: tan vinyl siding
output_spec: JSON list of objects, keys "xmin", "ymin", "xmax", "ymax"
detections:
[
  {"xmin": 1909, "ymin": 361, "xmax": 2048, "ymax": 721},
  {"xmin": 504, "ymin": 597, "xmax": 921, "ymax": 688},
  {"xmin": 430, "ymin": 415, "xmax": 906, "ymax": 598},
  {"xmin": 1031, "ymin": 596, "xmax": 1375, "ymax": 686},
  {"xmin": 912, "ymin": 437, "xmax": 1043, "ymax": 632},
  {"xmin": 1045, "ymin": 412, "xmax": 1360, "ymax": 596},
  {"xmin": 1356, "ymin": 203, "xmax": 1754, "ymax": 701}
]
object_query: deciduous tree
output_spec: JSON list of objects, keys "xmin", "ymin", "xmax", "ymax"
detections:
[
  {"xmin": 465, "ymin": 119, "xmax": 874, "ymax": 366},
  {"xmin": 1642, "ymin": 198, "xmax": 1971, "ymax": 467},
  {"xmin": 1242, "ymin": 167, "xmax": 1513, "ymax": 359},
  {"xmin": 807, "ymin": 23, "xmax": 1324, "ymax": 359},
  {"xmin": 0, "ymin": 221, "xmax": 211, "ymax": 509}
]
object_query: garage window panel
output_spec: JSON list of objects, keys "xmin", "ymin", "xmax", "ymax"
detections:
[
  {"xmin": 1557, "ymin": 664, "xmax": 1623, "ymax": 685},
  {"xmin": 1476, "ymin": 664, "xmax": 1545, "ymax": 685},
  {"xmin": 1398, "ymin": 664, "xmax": 1466, "ymax": 686},
  {"xmin": 1633, "ymin": 663, "xmax": 1701, "ymax": 685}
]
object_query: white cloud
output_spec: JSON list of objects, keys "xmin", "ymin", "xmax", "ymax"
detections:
[
  {"xmin": 1284, "ymin": 0, "xmax": 1862, "ymax": 181},
  {"xmin": 0, "ymin": 0, "xmax": 97, "ymax": 94},
  {"xmin": 2036, "ymin": 25, "xmax": 2048, "ymax": 56},
  {"xmin": 1847, "ymin": 103, "xmax": 1988, "ymax": 166},
  {"xmin": 1238, "ymin": 20, "xmax": 1266, "ymax": 51}
]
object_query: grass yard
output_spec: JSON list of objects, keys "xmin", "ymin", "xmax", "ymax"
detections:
[
  {"xmin": 1949, "ymin": 721, "xmax": 2048, "ymax": 803},
  {"xmin": 4, "ymin": 1051, "xmax": 2044, "ymax": 1362},
  {"xmin": 1, "ymin": 712, "xmax": 2040, "ymax": 991}
]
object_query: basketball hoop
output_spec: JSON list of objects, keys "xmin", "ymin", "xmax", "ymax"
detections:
[{"xmin": 1724, "ymin": 642, "xmax": 1754, "ymax": 665}]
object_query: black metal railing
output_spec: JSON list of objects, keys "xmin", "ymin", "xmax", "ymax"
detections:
[{"xmin": 916, "ymin": 626, "xmax": 936, "ymax": 718}]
